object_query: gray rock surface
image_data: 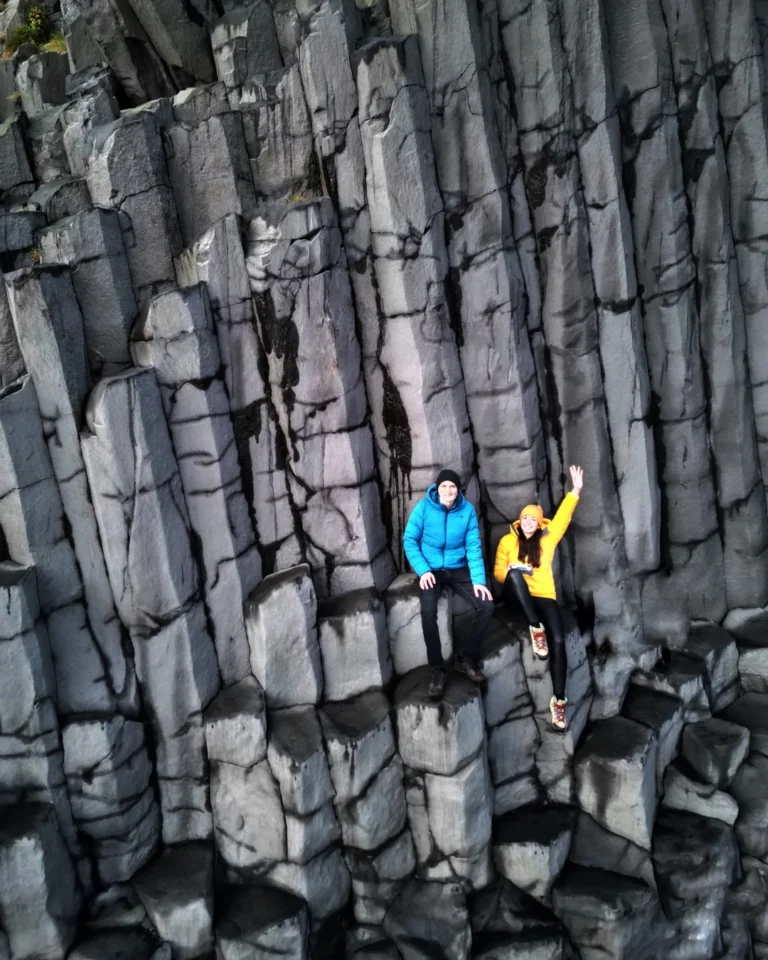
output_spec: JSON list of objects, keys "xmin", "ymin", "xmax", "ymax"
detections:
[
  {"xmin": 493, "ymin": 806, "xmax": 576, "ymax": 903},
  {"xmin": 680, "ymin": 719, "xmax": 750, "ymax": 788},
  {"xmin": 244, "ymin": 566, "xmax": 323, "ymax": 708},
  {"xmin": 383, "ymin": 879, "xmax": 471, "ymax": 960},
  {"xmin": 132, "ymin": 284, "xmax": 260, "ymax": 684},
  {"xmin": 216, "ymin": 885, "xmax": 308, "ymax": 960},
  {"xmin": 133, "ymin": 843, "xmax": 214, "ymax": 960},
  {"xmin": 317, "ymin": 589, "xmax": 392, "ymax": 701}
]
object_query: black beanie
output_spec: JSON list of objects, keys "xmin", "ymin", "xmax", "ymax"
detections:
[{"xmin": 435, "ymin": 469, "xmax": 461, "ymax": 489}]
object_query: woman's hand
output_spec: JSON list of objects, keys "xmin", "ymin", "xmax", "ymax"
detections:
[{"xmin": 570, "ymin": 464, "xmax": 584, "ymax": 494}]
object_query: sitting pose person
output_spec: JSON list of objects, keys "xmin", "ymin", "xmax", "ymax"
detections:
[
  {"xmin": 493, "ymin": 465, "xmax": 584, "ymax": 731},
  {"xmin": 403, "ymin": 469, "xmax": 494, "ymax": 699}
]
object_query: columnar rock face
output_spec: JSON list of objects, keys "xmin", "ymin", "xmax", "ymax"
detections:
[
  {"xmin": 247, "ymin": 200, "xmax": 394, "ymax": 596},
  {"xmin": 0, "ymin": 0, "xmax": 767, "ymax": 954}
]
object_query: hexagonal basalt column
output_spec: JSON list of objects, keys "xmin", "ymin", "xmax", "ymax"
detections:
[
  {"xmin": 317, "ymin": 588, "xmax": 392, "ymax": 701},
  {"xmin": 246, "ymin": 199, "xmax": 394, "ymax": 597},
  {"xmin": 132, "ymin": 284, "xmax": 261, "ymax": 684},
  {"xmin": 244, "ymin": 565, "xmax": 323, "ymax": 709},
  {"xmin": 176, "ymin": 214, "xmax": 300, "ymax": 572}
]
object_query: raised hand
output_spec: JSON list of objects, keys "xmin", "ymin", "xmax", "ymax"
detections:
[{"xmin": 570, "ymin": 464, "xmax": 584, "ymax": 493}]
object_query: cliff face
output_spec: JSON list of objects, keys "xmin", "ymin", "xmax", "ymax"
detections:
[{"xmin": 0, "ymin": 0, "xmax": 767, "ymax": 956}]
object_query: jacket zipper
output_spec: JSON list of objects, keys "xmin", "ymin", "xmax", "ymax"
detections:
[{"xmin": 443, "ymin": 507, "xmax": 448, "ymax": 568}]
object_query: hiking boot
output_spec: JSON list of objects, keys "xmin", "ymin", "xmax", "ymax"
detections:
[
  {"xmin": 455, "ymin": 655, "xmax": 486, "ymax": 684},
  {"xmin": 549, "ymin": 696, "xmax": 568, "ymax": 732},
  {"xmin": 530, "ymin": 623, "xmax": 549, "ymax": 660},
  {"xmin": 428, "ymin": 667, "xmax": 447, "ymax": 699}
]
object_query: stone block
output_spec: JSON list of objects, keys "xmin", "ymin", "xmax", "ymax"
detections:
[
  {"xmin": 16, "ymin": 53, "xmax": 68, "ymax": 118},
  {"xmin": 266, "ymin": 846, "xmax": 351, "ymax": 921},
  {"xmin": 210, "ymin": 3, "xmax": 282, "ymax": 102},
  {"xmin": 729, "ymin": 751, "xmax": 768, "ymax": 860},
  {"xmin": 319, "ymin": 692, "xmax": 395, "ymax": 805},
  {"xmin": 133, "ymin": 843, "xmax": 214, "ymax": 960},
  {"xmin": 0, "ymin": 212, "xmax": 47, "ymax": 252},
  {"xmin": 345, "ymin": 829, "xmax": 416, "ymax": 926},
  {"xmin": 719, "ymin": 694, "xmax": 768, "ymax": 757},
  {"xmin": 285, "ymin": 802, "xmax": 340, "ymax": 865},
  {"xmin": 673, "ymin": 622, "xmax": 740, "ymax": 711},
  {"xmin": 661, "ymin": 762, "xmax": 740, "ymax": 826},
  {"xmin": 622, "ymin": 685, "xmax": 685, "ymax": 791},
  {"xmin": 172, "ymin": 83, "xmax": 230, "ymax": 124},
  {"xmin": 681, "ymin": 718, "xmax": 750, "ymax": 788},
  {"xmin": 317, "ymin": 588, "xmax": 392, "ymax": 701},
  {"xmin": 0, "ymin": 117, "xmax": 33, "ymax": 197},
  {"xmin": 62, "ymin": 715, "xmax": 160, "ymax": 883},
  {"xmin": 244, "ymin": 566, "xmax": 323, "ymax": 708},
  {"xmin": 37, "ymin": 209, "xmax": 136, "ymax": 374},
  {"xmin": 632, "ymin": 651, "xmax": 711, "ymax": 722},
  {"xmin": 0, "ymin": 805, "xmax": 82, "ymax": 960},
  {"xmin": 68, "ymin": 928, "xmax": 170, "ymax": 960},
  {"xmin": 568, "ymin": 810, "xmax": 656, "ymax": 890},
  {"xmin": 26, "ymin": 107, "xmax": 70, "ymax": 184},
  {"xmin": 165, "ymin": 112, "xmax": 257, "ymax": 247},
  {"xmin": 383, "ymin": 880, "xmax": 471, "ymax": 960},
  {"xmin": 204, "ymin": 677, "xmax": 266, "ymax": 769},
  {"xmin": 574, "ymin": 717, "xmax": 658, "ymax": 850},
  {"xmin": 210, "ymin": 758, "xmax": 286, "ymax": 875},
  {"xmin": 27, "ymin": 178, "xmax": 92, "ymax": 222},
  {"xmin": 337, "ymin": 755, "xmax": 407, "ymax": 852},
  {"xmin": 493, "ymin": 805, "xmax": 576, "ymax": 903},
  {"xmin": 266, "ymin": 706, "xmax": 335, "ymax": 815},
  {"xmin": 216, "ymin": 885, "xmax": 309, "ymax": 960},
  {"xmin": 552, "ymin": 865, "xmax": 665, "ymax": 960},
  {"xmin": 394, "ymin": 668, "xmax": 485, "ymax": 776}
]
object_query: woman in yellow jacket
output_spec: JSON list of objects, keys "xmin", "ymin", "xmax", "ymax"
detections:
[{"xmin": 493, "ymin": 465, "xmax": 584, "ymax": 732}]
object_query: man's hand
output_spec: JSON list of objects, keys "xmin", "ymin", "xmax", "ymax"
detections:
[
  {"xmin": 570, "ymin": 464, "xmax": 584, "ymax": 494},
  {"xmin": 474, "ymin": 584, "xmax": 493, "ymax": 601},
  {"xmin": 419, "ymin": 572, "xmax": 436, "ymax": 589}
]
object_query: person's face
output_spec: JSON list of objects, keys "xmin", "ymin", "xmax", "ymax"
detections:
[
  {"xmin": 520, "ymin": 514, "xmax": 539, "ymax": 538},
  {"xmin": 437, "ymin": 481, "xmax": 458, "ymax": 507}
]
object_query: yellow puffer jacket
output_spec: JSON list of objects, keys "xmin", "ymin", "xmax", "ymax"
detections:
[{"xmin": 493, "ymin": 492, "xmax": 579, "ymax": 600}]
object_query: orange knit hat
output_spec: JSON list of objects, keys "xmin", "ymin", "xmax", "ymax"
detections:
[{"xmin": 519, "ymin": 504, "xmax": 544, "ymax": 526}]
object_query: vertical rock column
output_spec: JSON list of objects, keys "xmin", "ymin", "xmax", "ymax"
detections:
[
  {"xmin": 0, "ymin": 562, "xmax": 83, "ymax": 873},
  {"xmin": 176, "ymin": 213, "xmax": 302, "ymax": 573},
  {"xmin": 354, "ymin": 36, "xmax": 474, "ymax": 550},
  {"xmin": 0, "ymin": 376, "xmax": 118, "ymax": 717},
  {"xmin": 385, "ymin": 2, "xmax": 547, "ymax": 536},
  {"xmin": 702, "ymin": 0, "xmax": 768, "ymax": 506},
  {"xmin": 320, "ymin": 693, "xmax": 415, "ymax": 925},
  {"xmin": 299, "ymin": 4, "xmax": 472, "ymax": 559},
  {"xmin": 86, "ymin": 112, "xmax": 183, "ymax": 303},
  {"xmin": 5, "ymin": 266, "xmax": 137, "ymax": 715},
  {"xmin": 661, "ymin": 0, "xmax": 768, "ymax": 610},
  {"xmin": 394, "ymin": 670, "xmax": 495, "ymax": 891},
  {"xmin": 499, "ymin": 0, "xmax": 648, "ymax": 709},
  {"xmin": 37, "ymin": 208, "xmax": 138, "ymax": 378},
  {"xmin": 81, "ymin": 368, "xmax": 221, "ymax": 844},
  {"xmin": 247, "ymin": 200, "xmax": 394, "ymax": 597},
  {"xmin": 557, "ymin": 0, "xmax": 660, "ymax": 577},
  {"xmin": 131, "ymin": 283, "xmax": 261, "ymax": 685},
  {"xmin": 603, "ymin": 0, "xmax": 727, "ymax": 632}
]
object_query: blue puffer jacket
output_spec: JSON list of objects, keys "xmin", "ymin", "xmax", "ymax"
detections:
[{"xmin": 403, "ymin": 485, "xmax": 486, "ymax": 585}]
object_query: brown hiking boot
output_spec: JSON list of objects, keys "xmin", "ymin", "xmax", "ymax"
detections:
[
  {"xmin": 455, "ymin": 655, "xmax": 486, "ymax": 684},
  {"xmin": 428, "ymin": 667, "xmax": 447, "ymax": 699}
]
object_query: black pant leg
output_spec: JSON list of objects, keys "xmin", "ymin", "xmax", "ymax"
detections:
[
  {"xmin": 502, "ymin": 569, "xmax": 540, "ymax": 625},
  {"xmin": 418, "ymin": 572, "xmax": 445, "ymax": 667},
  {"xmin": 446, "ymin": 568, "xmax": 495, "ymax": 658},
  {"xmin": 535, "ymin": 597, "xmax": 567, "ymax": 700}
]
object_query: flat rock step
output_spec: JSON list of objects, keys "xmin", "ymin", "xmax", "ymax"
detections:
[
  {"xmin": 216, "ymin": 885, "xmax": 309, "ymax": 960},
  {"xmin": 631, "ymin": 651, "xmax": 710, "ymax": 721},
  {"xmin": 493, "ymin": 805, "xmax": 576, "ymax": 902}
]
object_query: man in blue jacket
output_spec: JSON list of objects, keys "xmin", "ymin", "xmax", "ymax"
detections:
[{"xmin": 403, "ymin": 468, "xmax": 494, "ymax": 698}]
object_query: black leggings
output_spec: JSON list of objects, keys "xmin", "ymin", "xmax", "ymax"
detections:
[{"xmin": 502, "ymin": 570, "xmax": 567, "ymax": 700}]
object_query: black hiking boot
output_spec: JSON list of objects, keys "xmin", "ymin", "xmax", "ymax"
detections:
[
  {"xmin": 428, "ymin": 666, "xmax": 447, "ymax": 699},
  {"xmin": 455, "ymin": 654, "xmax": 486, "ymax": 684}
]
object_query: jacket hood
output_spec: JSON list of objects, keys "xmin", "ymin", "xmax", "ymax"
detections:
[{"xmin": 427, "ymin": 483, "xmax": 466, "ymax": 509}]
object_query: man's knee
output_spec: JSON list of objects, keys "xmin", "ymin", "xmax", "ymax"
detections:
[{"xmin": 474, "ymin": 595, "xmax": 495, "ymax": 620}]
